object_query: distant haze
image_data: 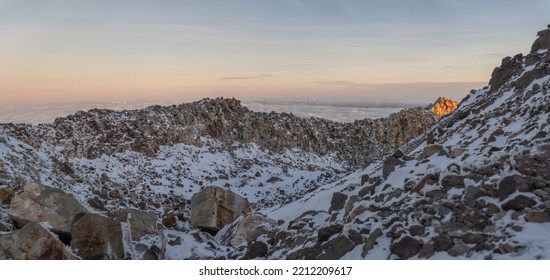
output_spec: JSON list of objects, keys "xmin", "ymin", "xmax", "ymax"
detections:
[{"xmin": 0, "ymin": 0, "xmax": 548, "ymax": 104}]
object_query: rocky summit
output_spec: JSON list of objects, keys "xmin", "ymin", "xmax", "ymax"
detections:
[
  {"xmin": 427, "ymin": 97, "xmax": 459, "ymax": 117},
  {"xmin": 0, "ymin": 25, "xmax": 549, "ymax": 260}
]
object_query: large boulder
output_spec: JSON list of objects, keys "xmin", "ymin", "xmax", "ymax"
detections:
[
  {"xmin": 0, "ymin": 222, "xmax": 79, "ymax": 260},
  {"xmin": 191, "ymin": 186, "xmax": 251, "ymax": 233},
  {"xmin": 70, "ymin": 213, "xmax": 124, "ymax": 260},
  {"xmin": 111, "ymin": 209, "xmax": 159, "ymax": 241},
  {"xmin": 8, "ymin": 182, "xmax": 87, "ymax": 239}
]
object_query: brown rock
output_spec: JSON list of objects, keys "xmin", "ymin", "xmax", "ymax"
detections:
[
  {"xmin": 111, "ymin": 209, "xmax": 159, "ymax": 241},
  {"xmin": 382, "ymin": 156, "xmax": 404, "ymax": 179},
  {"xmin": 70, "ymin": 213, "xmax": 124, "ymax": 260},
  {"xmin": 502, "ymin": 195, "xmax": 536, "ymax": 211},
  {"xmin": 216, "ymin": 214, "xmax": 277, "ymax": 247},
  {"xmin": 190, "ymin": 186, "xmax": 251, "ymax": 233},
  {"xmin": 8, "ymin": 182, "xmax": 87, "ymax": 238},
  {"xmin": 0, "ymin": 187, "xmax": 14, "ymax": 205},
  {"xmin": 362, "ymin": 228, "xmax": 383, "ymax": 257},
  {"xmin": 0, "ymin": 222, "xmax": 79, "ymax": 260},
  {"xmin": 391, "ymin": 236, "xmax": 420, "ymax": 260},
  {"xmin": 428, "ymin": 97, "xmax": 459, "ymax": 117},
  {"xmin": 525, "ymin": 212, "xmax": 550, "ymax": 223}
]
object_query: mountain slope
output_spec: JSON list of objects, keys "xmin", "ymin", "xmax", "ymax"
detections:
[{"xmin": 263, "ymin": 25, "xmax": 550, "ymax": 260}]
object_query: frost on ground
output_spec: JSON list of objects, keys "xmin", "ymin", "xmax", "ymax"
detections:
[{"xmin": 1, "ymin": 25, "xmax": 550, "ymax": 260}]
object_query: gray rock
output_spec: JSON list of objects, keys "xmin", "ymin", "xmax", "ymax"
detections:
[
  {"xmin": 317, "ymin": 235, "xmax": 355, "ymax": 260},
  {"xmin": 447, "ymin": 240, "xmax": 468, "ymax": 257},
  {"xmin": 409, "ymin": 225, "xmax": 425, "ymax": 237},
  {"xmin": 70, "ymin": 213, "xmax": 124, "ymax": 260},
  {"xmin": 461, "ymin": 233, "xmax": 486, "ymax": 244},
  {"xmin": 330, "ymin": 192, "xmax": 348, "ymax": 212},
  {"xmin": 441, "ymin": 175, "xmax": 465, "ymax": 190},
  {"xmin": 244, "ymin": 241, "xmax": 268, "ymax": 259},
  {"xmin": 216, "ymin": 214, "xmax": 277, "ymax": 247},
  {"xmin": 432, "ymin": 235, "xmax": 454, "ymax": 252},
  {"xmin": 344, "ymin": 195, "xmax": 359, "ymax": 217},
  {"xmin": 360, "ymin": 174, "xmax": 369, "ymax": 186},
  {"xmin": 392, "ymin": 149, "xmax": 405, "ymax": 159},
  {"xmin": 464, "ymin": 186, "xmax": 486, "ymax": 202},
  {"xmin": 111, "ymin": 209, "xmax": 159, "ymax": 241},
  {"xmin": 418, "ymin": 145, "xmax": 444, "ymax": 160},
  {"xmin": 0, "ymin": 187, "xmax": 14, "ymax": 205},
  {"xmin": 383, "ymin": 156, "xmax": 404, "ymax": 179},
  {"xmin": 8, "ymin": 182, "xmax": 87, "ymax": 238},
  {"xmin": 362, "ymin": 228, "xmax": 382, "ymax": 257},
  {"xmin": 502, "ymin": 195, "xmax": 536, "ymax": 211},
  {"xmin": 190, "ymin": 186, "xmax": 251, "ymax": 233},
  {"xmin": 498, "ymin": 175, "xmax": 530, "ymax": 200},
  {"xmin": 525, "ymin": 212, "xmax": 550, "ymax": 223},
  {"xmin": 318, "ymin": 224, "xmax": 344, "ymax": 243},
  {"xmin": 0, "ymin": 222, "xmax": 79, "ymax": 260},
  {"xmin": 391, "ymin": 236, "xmax": 420, "ymax": 260}
]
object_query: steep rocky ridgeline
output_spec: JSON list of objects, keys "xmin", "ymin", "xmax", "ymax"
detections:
[
  {"xmin": 260, "ymin": 25, "xmax": 550, "ymax": 260},
  {"xmin": 0, "ymin": 99, "xmax": 436, "ymax": 166}
]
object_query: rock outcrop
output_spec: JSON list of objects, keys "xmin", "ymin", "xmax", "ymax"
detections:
[
  {"xmin": 8, "ymin": 182, "xmax": 87, "ymax": 239},
  {"xmin": 427, "ymin": 97, "xmax": 459, "ymax": 117},
  {"xmin": 70, "ymin": 213, "xmax": 125, "ymax": 260},
  {"xmin": 191, "ymin": 186, "xmax": 251, "ymax": 234},
  {"xmin": 1, "ymin": 100, "xmax": 437, "ymax": 167},
  {"xmin": 0, "ymin": 222, "xmax": 79, "ymax": 260}
]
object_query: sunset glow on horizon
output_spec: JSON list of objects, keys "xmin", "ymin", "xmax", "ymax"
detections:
[{"xmin": 1, "ymin": 0, "xmax": 549, "ymax": 104}]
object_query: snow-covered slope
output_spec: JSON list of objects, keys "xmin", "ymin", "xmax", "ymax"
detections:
[{"xmin": 262, "ymin": 26, "xmax": 550, "ymax": 260}]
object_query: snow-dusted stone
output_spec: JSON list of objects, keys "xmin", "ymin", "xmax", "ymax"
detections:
[
  {"xmin": 329, "ymin": 192, "xmax": 348, "ymax": 212},
  {"xmin": 191, "ymin": 186, "xmax": 251, "ymax": 233},
  {"xmin": 70, "ymin": 213, "xmax": 124, "ymax": 260},
  {"xmin": 390, "ymin": 236, "xmax": 420, "ymax": 260},
  {"xmin": 441, "ymin": 175, "xmax": 465, "ymax": 190},
  {"xmin": 317, "ymin": 235, "xmax": 355, "ymax": 260},
  {"xmin": 417, "ymin": 144, "xmax": 445, "ymax": 160},
  {"xmin": 216, "ymin": 214, "xmax": 277, "ymax": 247},
  {"xmin": 111, "ymin": 209, "xmax": 159, "ymax": 241},
  {"xmin": 497, "ymin": 175, "xmax": 531, "ymax": 200},
  {"xmin": 382, "ymin": 156, "xmax": 403, "ymax": 179},
  {"xmin": 244, "ymin": 241, "xmax": 268, "ymax": 259},
  {"xmin": 525, "ymin": 212, "xmax": 550, "ymax": 223},
  {"xmin": 318, "ymin": 224, "xmax": 344, "ymax": 243},
  {"xmin": 362, "ymin": 228, "xmax": 383, "ymax": 257},
  {"xmin": 501, "ymin": 195, "xmax": 536, "ymax": 211},
  {"xmin": 8, "ymin": 182, "xmax": 87, "ymax": 238},
  {"xmin": 0, "ymin": 222, "xmax": 79, "ymax": 260}
]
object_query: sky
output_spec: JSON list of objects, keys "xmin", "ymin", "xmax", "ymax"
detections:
[{"xmin": 0, "ymin": 0, "xmax": 549, "ymax": 104}]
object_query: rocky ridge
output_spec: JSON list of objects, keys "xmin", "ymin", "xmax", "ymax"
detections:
[
  {"xmin": 0, "ymin": 99, "xmax": 436, "ymax": 167},
  {"xmin": 0, "ymin": 25, "xmax": 549, "ymax": 260}
]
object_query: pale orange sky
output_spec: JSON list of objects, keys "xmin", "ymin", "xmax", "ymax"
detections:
[{"xmin": 1, "ymin": 0, "xmax": 548, "ymax": 104}]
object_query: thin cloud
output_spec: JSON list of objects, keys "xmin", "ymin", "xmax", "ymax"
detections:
[
  {"xmin": 220, "ymin": 74, "xmax": 275, "ymax": 80},
  {"xmin": 316, "ymin": 80, "xmax": 373, "ymax": 88}
]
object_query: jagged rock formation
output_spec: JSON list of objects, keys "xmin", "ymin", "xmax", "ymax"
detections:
[
  {"xmin": 427, "ymin": 97, "xmax": 459, "ymax": 117},
  {"xmin": 0, "ymin": 100, "xmax": 436, "ymax": 166}
]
